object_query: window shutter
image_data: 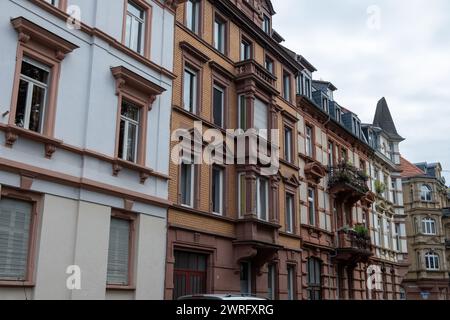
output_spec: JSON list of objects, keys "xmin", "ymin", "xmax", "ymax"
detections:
[
  {"xmin": 107, "ymin": 218, "xmax": 130, "ymax": 285},
  {"xmin": 0, "ymin": 198, "xmax": 32, "ymax": 280}
]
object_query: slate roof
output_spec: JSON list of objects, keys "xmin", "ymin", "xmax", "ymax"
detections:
[{"xmin": 373, "ymin": 97, "xmax": 404, "ymax": 141}]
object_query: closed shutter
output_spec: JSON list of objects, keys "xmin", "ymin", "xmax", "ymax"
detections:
[
  {"xmin": 0, "ymin": 198, "xmax": 32, "ymax": 280},
  {"xmin": 107, "ymin": 218, "xmax": 130, "ymax": 285},
  {"xmin": 254, "ymin": 98, "xmax": 268, "ymax": 139}
]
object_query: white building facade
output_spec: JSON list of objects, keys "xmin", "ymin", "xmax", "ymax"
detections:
[{"xmin": 0, "ymin": 0, "xmax": 178, "ymax": 299}]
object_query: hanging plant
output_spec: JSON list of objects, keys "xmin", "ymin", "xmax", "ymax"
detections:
[{"xmin": 374, "ymin": 180, "xmax": 386, "ymax": 195}]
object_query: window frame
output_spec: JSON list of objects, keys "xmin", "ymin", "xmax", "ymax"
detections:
[
  {"xmin": 42, "ymin": 0, "xmax": 67, "ymax": 10},
  {"xmin": 212, "ymin": 83, "xmax": 226, "ymax": 128},
  {"xmin": 285, "ymin": 193, "xmax": 295, "ymax": 233},
  {"xmin": 265, "ymin": 55, "xmax": 275, "ymax": 75},
  {"xmin": 118, "ymin": 99, "xmax": 141, "ymax": 163},
  {"xmin": 106, "ymin": 211, "xmax": 137, "ymax": 290},
  {"xmin": 424, "ymin": 251, "xmax": 440, "ymax": 271},
  {"xmin": 420, "ymin": 184, "xmax": 433, "ymax": 202},
  {"xmin": 180, "ymin": 162, "xmax": 196, "ymax": 208},
  {"xmin": 422, "ymin": 217, "xmax": 437, "ymax": 235},
  {"xmin": 211, "ymin": 165, "xmax": 225, "ymax": 216},
  {"xmin": 122, "ymin": 0, "xmax": 152, "ymax": 58},
  {"xmin": 256, "ymin": 176, "xmax": 269, "ymax": 222},
  {"xmin": 213, "ymin": 12, "xmax": 228, "ymax": 55},
  {"xmin": 184, "ymin": 0, "xmax": 202, "ymax": 35},
  {"xmin": 282, "ymin": 70, "xmax": 292, "ymax": 102},
  {"xmin": 283, "ymin": 124, "xmax": 294, "ymax": 163},
  {"xmin": 286, "ymin": 264, "xmax": 297, "ymax": 300},
  {"xmin": 0, "ymin": 187, "xmax": 41, "ymax": 287},
  {"xmin": 305, "ymin": 124, "xmax": 314, "ymax": 158},
  {"xmin": 183, "ymin": 65, "xmax": 199, "ymax": 114},
  {"xmin": 307, "ymin": 187, "xmax": 317, "ymax": 227},
  {"xmin": 306, "ymin": 257, "xmax": 322, "ymax": 300},
  {"xmin": 240, "ymin": 36, "xmax": 253, "ymax": 61}
]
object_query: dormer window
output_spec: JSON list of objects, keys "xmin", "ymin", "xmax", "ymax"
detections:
[
  {"xmin": 335, "ymin": 108, "xmax": 341, "ymax": 122},
  {"xmin": 296, "ymin": 73, "xmax": 304, "ymax": 95},
  {"xmin": 263, "ymin": 14, "xmax": 271, "ymax": 34},
  {"xmin": 304, "ymin": 77, "xmax": 311, "ymax": 99},
  {"xmin": 322, "ymin": 97, "xmax": 329, "ymax": 113}
]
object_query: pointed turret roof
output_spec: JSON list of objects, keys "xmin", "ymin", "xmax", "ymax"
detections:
[{"xmin": 373, "ymin": 97, "xmax": 404, "ymax": 141}]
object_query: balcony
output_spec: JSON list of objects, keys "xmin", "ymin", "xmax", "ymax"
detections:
[
  {"xmin": 328, "ymin": 162, "xmax": 369, "ymax": 204},
  {"xmin": 235, "ymin": 59, "xmax": 279, "ymax": 95},
  {"xmin": 334, "ymin": 229, "xmax": 373, "ymax": 264},
  {"xmin": 233, "ymin": 217, "xmax": 282, "ymax": 273}
]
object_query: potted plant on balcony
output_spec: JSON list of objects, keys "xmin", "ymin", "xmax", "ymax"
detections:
[
  {"xmin": 374, "ymin": 180, "xmax": 386, "ymax": 195},
  {"xmin": 354, "ymin": 224, "xmax": 370, "ymax": 240}
]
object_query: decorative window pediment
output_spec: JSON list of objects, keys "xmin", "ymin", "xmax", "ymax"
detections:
[{"xmin": 304, "ymin": 161, "xmax": 326, "ymax": 183}]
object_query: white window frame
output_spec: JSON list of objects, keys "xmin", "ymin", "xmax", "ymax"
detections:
[
  {"xmin": 125, "ymin": 1, "xmax": 146, "ymax": 55},
  {"xmin": 286, "ymin": 194, "xmax": 294, "ymax": 233},
  {"xmin": 284, "ymin": 126, "xmax": 293, "ymax": 162},
  {"xmin": 256, "ymin": 177, "xmax": 269, "ymax": 221},
  {"xmin": 214, "ymin": 17, "xmax": 226, "ymax": 54},
  {"xmin": 180, "ymin": 162, "xmax": 195, "ymax": 208},
  {"xmin": 425, "ymin": 252, "xmax": 440, "ymax": 271},
  {"xmin": 420, "ymin": 184, "xmax": 432, "ymax": 202},
  {"xmin": 119, "ymin": 100, "xmax": 140, "ymax": 163},
  {"xmin": 422, "ymin": 218, "xmax": 436, "ymax": 235},
  {"xmin": 305, "ymin": 125, "xmax": 313, "ymax": 157},
  {"xmin": 186, "ymin": 0, "xmax": 200, "ymax": 34},
  {"xmin": 17, "ymin": 57, "xmax": 50, "ymax": 133},
  {"xmin": 183, "ymin": 67, "xmax": 197, "ymax": 113},
  {"xmin": 308, "ymin": 187, "xmax": 316, "ymax": 226},
  {"xmin": 240, "ymin": 39, "xmax": 251, "ymax": 61}
]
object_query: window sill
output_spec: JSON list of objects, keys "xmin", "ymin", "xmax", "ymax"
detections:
[
  {"xmin": 0, "ymin": 280, "xmax": 35, "ymax": 287},
  {"xmin": 106, "ymin": 285, "xmax": 136, "ymax": 291},
  {"xmin": 0, "ymin": 124, "xmax": 63, "ymax": 158},
  {"xmin": 279, "ymin": 158, "xmax": 299, "ymax": 170},
  {"xmin": 112, "ymin": 158, "xmax": 162, "ymax": 184}
]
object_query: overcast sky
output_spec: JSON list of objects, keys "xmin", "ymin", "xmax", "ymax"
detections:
[{"xmin": 272, "ymin": 0, "xmax": 450, "ymax": 184}]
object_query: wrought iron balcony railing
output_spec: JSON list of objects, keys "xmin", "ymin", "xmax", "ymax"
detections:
[{"xmin": 328, "ymin": 162, "xmax": 369, "ymax": 195}]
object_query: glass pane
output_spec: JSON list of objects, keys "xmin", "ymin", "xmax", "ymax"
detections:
[
  {"xmin": 125, "ymin": 15, "xmax": 132, "ymax": 48},
  {"xmin": 121, "ymin": 100, "xmax": 139, "ymax": 121},
  {"xmin": 259, "ymin": 178, "xmax": 268, "ymax": 221},
  {"xmin": 181, "ymin": 164, "xmax": 192, "ymax": 206},
  {"xmin": 15, "ymin": 80, "xmax": 29, "ymax": 128},
  {"xmin": 28, "ymin": 85, "xmax": 46, "ymax": 133},
  {"xmin": 239, "ymin": 95, "xmax": 247, "ymax": 130},
  {"xmin": 213, "ymin": 87, "xmax": 223, "ymax": 126},
  {"xmin": 126, "ymin": 122, "xmax": 138, "ymax": 162},
  {"xmin": 118, "ymin": 120, "xmax": 125, "ymax": 159},
  {"xmin": 21, "ymin": 61, "xmax": 49, "ymax": 83},
  {"xmin": 212, "ymin": 167, "xmax": 223, "ymax": 214},
  {"xmin": 128, "ymin": 2, "xmax": 143, "ymax": 18}
]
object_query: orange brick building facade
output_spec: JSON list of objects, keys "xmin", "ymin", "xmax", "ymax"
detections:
[{"xmin": 165, "ymin": 0, "xmax": 409, "ymax": 300}]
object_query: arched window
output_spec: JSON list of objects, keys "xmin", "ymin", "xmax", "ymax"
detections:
[
  {"xmin": 425, "ymin": 251, "xmax": 440, "ymax": 270},
  {"xmin": 422, "ymin": 218, "xmax": 437, "ymax": 235},
  {"xmin": 307, "ymin": 258, "xmax": 322, "ymax": 300},
  {"xmin": 420, "ymin": 185, "xmax": 432, "ymax": 202}
]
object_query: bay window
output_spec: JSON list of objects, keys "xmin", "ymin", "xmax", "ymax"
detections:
[
  {"xmin": 425, "ymin": 252, "xmax": 440, "ymax": 271},
  {"xmin": 422, "ymin": 218, "xmax": 436, "ymax": 235}
]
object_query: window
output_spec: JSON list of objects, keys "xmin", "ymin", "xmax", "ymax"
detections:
[
  {"xmin": 0, "ymin": 198, "xmax": 33, "ymax": 281},
  {"xmin": 240, "ymin": 39, "xmax": 251, "ymax": 61},
  {"xmin": 186, "ymin": 0, "xmax": 200, "ymax": 34},
  {"xmin": 285, "ymin": 194, "xmax": 294, "ymax": 233},
  {"xmin": 305, "ymin": 125, "xmax": 313, "ymax": 157},
  {"xmin": 287, "ymin": 265, "xmax": 295, "ymax": 300},
  {"xmin": 335, "ymin": 108, "xmax": 341, "ymax": 122},
  {"xmin": 214, "ymin": 16, "xmax": 226, "ymax": 54},
  {"xmin": 322, "ymin": 98, "xmax": 328, "ymax": 113},
  {"xmin": 254, "ymin": 98, "xmax": 268, "ymax": 139},
  {"xmin": 213, "ymin": 85, "xmax": 224, "ymax": 127},
  {"xmin": 307, "ymin": 258, "xmax": 322, "ymax": 300},
  {"xmin": 425, "ymin": 252, "xmax": 439, "ymax": 271},
  {"xmin": 107, "ymin": 217, "xmax": 132, "ymax": 286},
  {"xmin": 183, "ymin": 67, "xmax": 198, "ymax": 113},
  {"xmin": 384, "ymin": 174, "xmax": 389, "ymax": 199},
  {"xmin": 180, "ymin": 163, "xmax": 195, "ymax": 207},
  {"xmin": 420, "ymin": 185, "xmax": 432, "ymax": 202},
  {"xmin": 422, "ymin": 218, "xmax": 436, "ymax": 235},
  {"xmin": 256, "ymin": 177, "xmax": 269, "ymax": 221},
  {"xmin": 391, "ymin": 180, "xmax": 397, "ymax": 204},
  {"xmin": 262, "ymin": 14, "xmax": 271, "ymax": 34},
  {"xmin": 265, "ymin": 56, "xmax": 274, "ymax": 74},
  {"xmin": 212, "ymin": 166, "xmax": 224, "ymax": 215},
  {"xmin": 395, "ymin": 223, "xmax": 401, "ymax": 252},
  {"xmin": 15, "ymin": 58, "xmax": 50, "ymax": 133},
  {"xmin": 305, "ymin": 77, "xmax": 311, "ymax": 98},
  {"xmin": 296, "ymin": 74, "xmax": 304, "ymax": 95},
  {"xmin": 125, "ymin": 1, "xmax": 146, "ymax": 55},
  {"xmin": 118, "ymin": 100, "xmax": 140, "ymax": 163},
  {"xmin": 174, "ymin": 251, "xmax": 207, "ymax": 299},
  {"xmin": 284, "ymin": 126, "xmax": 293, "ymax": 162},
  {"xmin": 308, "ymin": 187, "xmax": 316, "ymax": 226},
  {"xmin": 238, "ymin": 95, "xmax": 247, "ymax": 130},
  {"xmin": 328, "ymin": 141, "xmax": 334, "ymax": 166},
  {"xmin": 283, "ymin": 72, "xmax": 291, "ymax": 101},
  {"xmin": 341, "ymin": 148, "xmax": 348, "ymax": 162},
  {"xmin": 238, "ymin": 173, "xmax": 246, "ymax": 217},
  {"xmin": 268, "ymin": 264, "xmax": 276, "ymax": 300},
  {"xmin": 240, "ymin": 262, "xmax": 252, "ymax": 295}
]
